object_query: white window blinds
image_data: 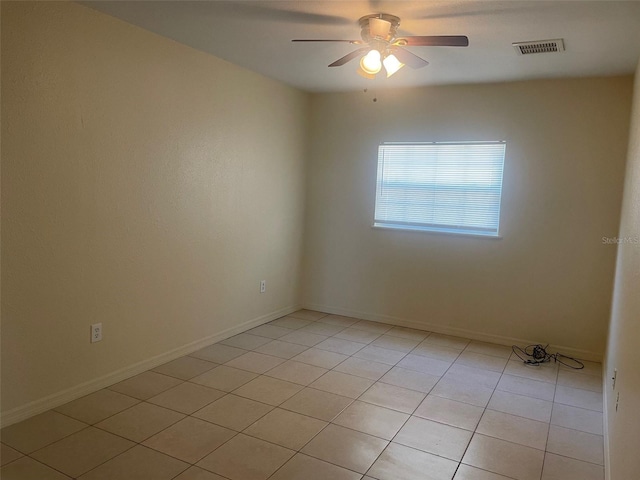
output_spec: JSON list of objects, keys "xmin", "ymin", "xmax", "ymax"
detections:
[{"xmin": 374, "ymin": 141, "xmax": 506, "ymax": 236}]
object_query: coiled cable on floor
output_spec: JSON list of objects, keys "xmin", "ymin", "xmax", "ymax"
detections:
[{"xmin": 512, "ymin": 344, "xmax": 584, "ymax": 369}]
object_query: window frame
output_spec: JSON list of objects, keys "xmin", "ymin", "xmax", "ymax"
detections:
[{"xmin": 372, "ymin": 140, "xmax": 506, "ymax": 238}]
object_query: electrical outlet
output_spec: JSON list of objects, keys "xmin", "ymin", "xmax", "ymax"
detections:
[
  {"xmin": 612, "ymin": 369, "xmax": 617, "ymax": 390},
  {"xmin": 260, "ymin": 280, "xmax": 266, "ymax": 293},
  {"xmin": 91, "ymin": 323, "xmax": 102, "ymax": 343}
]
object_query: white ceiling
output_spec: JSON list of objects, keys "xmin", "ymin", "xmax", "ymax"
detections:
[{"xmin": 83, "ymin": 1, "xmax": 640, "ymax": 92}]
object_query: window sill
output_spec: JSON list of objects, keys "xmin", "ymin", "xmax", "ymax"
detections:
[{"xmin": 371, "ymin": 224, "xmax": 503, "ymax": 240}]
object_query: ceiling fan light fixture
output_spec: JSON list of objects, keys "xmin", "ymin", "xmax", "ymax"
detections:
[
  {"xmin": 383, "ymin": 53, "xmax": 404, "ymax": 77},
  {"xmin": 360, "ymin": 49, "xmax": 382, "ymax": 74}
]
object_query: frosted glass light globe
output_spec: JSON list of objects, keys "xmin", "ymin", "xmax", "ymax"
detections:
[{"xmin": 360, "ymin": 50, "xmax": 382, "ymax": 74}]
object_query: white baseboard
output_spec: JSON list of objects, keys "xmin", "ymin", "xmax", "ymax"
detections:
[
  {"xmin": 0, "ymin": 304, "xmax": 301, "ymax": 428},
  {"xmin": 305, "ymin": 303, "xmax": 604, "ymax": 362}
]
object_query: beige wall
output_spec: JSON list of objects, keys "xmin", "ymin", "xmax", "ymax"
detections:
[
  {"xmin": 1, "ymin": 0, "xmax": 635, "ymax": 427},
  {"xmin": 303, "ymin": 77, "xmax": 632, "ymax": 358},
  {"xmin": 1, "ymin": 2, "xmax": 308, "ymax": 417},
  {"xmin": 604, "ymin": 60, "xmax": 640, "ymax": 479}
]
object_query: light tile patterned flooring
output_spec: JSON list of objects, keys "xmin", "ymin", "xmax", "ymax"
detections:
[{"xmin": 1, "ymin": 310, "xmax": 605, "ymax": 480}]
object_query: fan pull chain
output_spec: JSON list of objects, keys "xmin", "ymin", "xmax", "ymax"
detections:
[{"xmin": 363, "ymin": 88, "xmax": 378, "ymax": 102}]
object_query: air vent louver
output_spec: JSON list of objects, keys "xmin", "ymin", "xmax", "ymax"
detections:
[{"xmin": 512, "ymin": 39, "xmax": 565, "ymax": 55}]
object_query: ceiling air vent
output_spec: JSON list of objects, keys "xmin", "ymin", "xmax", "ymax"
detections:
[{"xmin": 512, "ymin": 39, "xmax": 565, "ymax": 55}]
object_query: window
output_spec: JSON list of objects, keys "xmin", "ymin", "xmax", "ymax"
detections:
[{"xmin": 374, "ymin": 141, "xmax": 506, "ymax": 237}]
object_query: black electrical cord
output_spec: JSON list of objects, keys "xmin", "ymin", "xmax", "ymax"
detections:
[{"xmin": 512, "ymin": 344, "xmax": 584, "ymax": 369}]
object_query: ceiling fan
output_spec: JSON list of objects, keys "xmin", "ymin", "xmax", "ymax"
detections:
[{"xmin": 292, "ymin": 13, "xmax": 469, "ymax": 78}]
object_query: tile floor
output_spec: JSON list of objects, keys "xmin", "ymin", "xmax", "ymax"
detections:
[{"xmin": 0, "ymin": 310, "xmax": 605, "ymax": 480}]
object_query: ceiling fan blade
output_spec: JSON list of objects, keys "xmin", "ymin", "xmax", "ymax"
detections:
[
  {"xmin": 270, "ymin": 11, "xmax": 353, "ymax": 26},
  {"xmin": 328, "ymin": 47, "xmax": 370, "ymax": 67},
  {"xmin": 292, "ymin": 39, "xmax": 362, "ymax": 44},
  {"xmin": 395, "ymin": 35, "xmax": 469, "ymax": 47},
  {"xmin": 413, "ymin": 4, "xmax": 534, "ymax": 20},
  {"xmin": 221, "ymin": 3, "xmax": 352, "ymax": 26},
  {"xmin": 392, "ymin": 48, "xmax": 429, "ymax": 69}
]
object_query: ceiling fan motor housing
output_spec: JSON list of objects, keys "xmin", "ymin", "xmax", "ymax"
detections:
[{"xmin": 359, "ymin": 13, "xmax": 400, "ymax": 44}]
